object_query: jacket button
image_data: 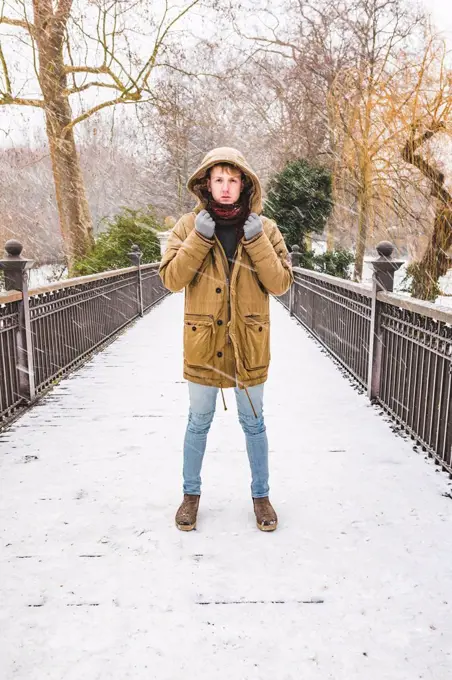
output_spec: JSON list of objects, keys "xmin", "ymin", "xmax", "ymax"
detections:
[
  {"xmin": 217, "ymin": 319, "xmax": 223, "ymax": 326},
  {"xmin": 216, "ymin": 287, "xmax": 221, "ymax": 293},
  {"xmin": 192, "ymin": 326, "xmax": 197, "ymax": 331},
  {"xmin": 259, "ymin": 326, "xmax": 263, "ymax": 331},
  {"xmin": 217, "ymin": 351, "xmax": 223, "ymax": 358}
]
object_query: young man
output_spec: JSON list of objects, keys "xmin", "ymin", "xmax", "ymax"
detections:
[{"xmin": 159, "ymin": 147, "xmax": 293, "ymax": 532}]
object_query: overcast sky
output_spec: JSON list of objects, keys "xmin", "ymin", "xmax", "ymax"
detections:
[
  {"xmin": 0, "ymin": 0, "xmax": 451, "ymax": 147},
  {"xmin": 426, "ymin": 0, "xmax": 452, "ymax": 36}
]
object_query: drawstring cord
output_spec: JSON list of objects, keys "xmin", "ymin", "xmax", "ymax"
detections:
[
  {"xmin": 220, "ymin": 387, "xmax": 227, "ymax": 411},
  {"xmin": 220, "ymin": 385, "xmax": 257, "ymax": 418},
  {"xmin": 244, "ymin": 386, "xmax": 258, "ymax": 418}
]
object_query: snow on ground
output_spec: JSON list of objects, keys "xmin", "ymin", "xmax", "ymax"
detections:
[{"xmin": 1, "ymin": 293, "xmax": 452, "ymax": 680}]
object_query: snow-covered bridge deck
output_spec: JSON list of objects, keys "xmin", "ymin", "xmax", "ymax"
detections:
[{"xmin": 1, "ymin": 292, "xmax": 452, "ymax": 679}]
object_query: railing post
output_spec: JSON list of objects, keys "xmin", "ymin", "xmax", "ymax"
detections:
[
  {"xmin": 128, "ymin": 244, "xmax": 143, "ymax": 317},
  {"xmin": 156, "ymin": 230, "xmax": 171, "ymax": 257},
  {"xmin": 367, "ymin": 241, "xmax": 403, "ymax": 400},
  {"xmin": 0, "ymin": 240, "xmax": 36, "ymax": 402},
  {"xmin": 290, "ymin": 244, "xmax": 301, "ymax": 267},
  {"xmin": 289, "ymin": 245, "xmax": 300, "ymax": 316}
]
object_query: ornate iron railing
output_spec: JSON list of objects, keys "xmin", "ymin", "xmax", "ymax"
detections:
[
  {"xmin": 0, "ymin": 291, "xmax": 22, "ymax": 421},
  {"xmin": 284, "ymin": 270, "xmax": 372, "ymax": 386},
  {"xmin": 279, "ymin": 247, "xmax": 452, "ymax": 474},
  {"xmin": 0, "ymin": 243, "xmax": 168, "ymax": 426},
  {"xmin": 377, "ymin": 293, "xmax": 452, "ymax": 469}
]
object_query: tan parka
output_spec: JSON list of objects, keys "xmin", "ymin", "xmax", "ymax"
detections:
[{"xmin": 159, "ymin": 147, "xmax": 293, "ymax": 393}]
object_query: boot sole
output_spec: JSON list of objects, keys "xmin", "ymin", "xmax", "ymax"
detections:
[
  {"xmin": 176, "ymin": 521, "xmax": 196, "ymax": 531},
  {"xmin": 257, "ymin": 521, "xmax": 278, "ymax": 532}
]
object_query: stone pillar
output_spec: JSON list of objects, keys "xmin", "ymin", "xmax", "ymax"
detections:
[
  {"xmin": 367, "ymin": 241, "xmax": 404, "ymax": 400},
  {"xmin": 290, "ymin": 244, "xmax": 301, "ymax": 268},
  {"xmin": 369, "ymin": 241, "xmax": 403, "ymax": 293},
  {"xmin": 0, "ymin": 240, "xmax": 36, "ymax": 401},
  {"xmin": 156, "ymin": 231, "xmax": 171, "ymax": 257}
]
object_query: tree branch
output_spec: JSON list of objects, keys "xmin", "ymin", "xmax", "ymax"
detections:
[
  {"xmin": 63, "ymin": 81, "xmax": 121, "ymax": 96},
  {"xmin": 64, "ymin": 63, "xmax": 126, "ymax": 91},
  {"xmin": 0, "ymin": 95, "xmax": 44, "ymax": 107},
  {"xmin": 401, "ymin": 123, "xmax": 452, "ymax": 203},
  {"xmin": 89, "ymin": 6, "xmax": 139, "ymax": 93},
  {"xmin": 402, "ymin": 122, "xmax": 444, "ymax": 159},
  {"xmin": 0, "ymin": 41, "xmax": 11, "ymax": 94},
  {"xmin": 64, "ymin": 65, "xmax": 108, "ymax": 75},
  {"xmin": 61, "ymin": 94, "xmax": 145, "ymax": 135},
  {"xmin": 138, "ymin": 0, "xmax": 202, "ymax": 92},
  {"xmin": 0, "ymin": 16, "xmax": 35, "ymax": 35},
  {"xmin": 151, "ymin": 62, "xmax": 223, "ymax": 80}
]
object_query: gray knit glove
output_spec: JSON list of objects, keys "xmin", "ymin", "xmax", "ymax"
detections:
[
  {"xmin": 244, "ymin": 213, "xmax": 263, "ymax": 240},
  {"xmin": 195, "ymin": 210, "xmax": 215, "ymax": 239}
]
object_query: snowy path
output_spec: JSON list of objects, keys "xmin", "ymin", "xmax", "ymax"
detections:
[{"xmin": 1, "ymin": 292, "xmax": 452, "ymax": 680}]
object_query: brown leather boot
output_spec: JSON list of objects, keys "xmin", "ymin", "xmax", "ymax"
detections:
[
  {"xmin": 175, "ymin": 494, "xmax": 200, "ymax": 531},
  {"xmin": 253, "ymin": 497, "xmax": 278, "ymax": 532}
]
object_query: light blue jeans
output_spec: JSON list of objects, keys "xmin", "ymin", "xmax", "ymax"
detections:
[{"xmin": 183, "ymin": 381, "xmax": 269, "ymax": 498}]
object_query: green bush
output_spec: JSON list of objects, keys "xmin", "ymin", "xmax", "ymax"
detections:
[
  {"xmin": 73, "ymin": 206, "xmax": 161, "ymax": 276},
  {"xmin": 313, "ymin": 248, "xmax": 355, "ymax": 280},
  {"xmin": 264, "ymin": 158, "xmax": 333, "ymax": 269}
]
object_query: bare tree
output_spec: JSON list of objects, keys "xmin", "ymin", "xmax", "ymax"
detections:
[
  {"xmin": 0, "ymin": 0, "xmax": 203, "ymax": 268},
  {"xmin": 230, "ymin": 0, "xmax": 385, "ymax": 259},
  {"xmin": 138, "ymin": 68, "xmax": 278, "ymax": 217},
  {"xmin": 338, "ymin": 29, "xmax": 452, "ymax": 297},
  {"xmin": 394, "ymin": 37, "xmax": 452, "ymax": 300},
  {"xmin": 232, "ymin": 0, "xmax": 441, "ymax": 273},
  {"xmin": 328, "ymin": 0, "xmax": 427, "ymax": 279}
]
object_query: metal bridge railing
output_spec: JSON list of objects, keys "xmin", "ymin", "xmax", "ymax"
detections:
[
  {"xmin": 0, "ymin": 240, "xmax": 169, "ymax": 426},
  {"xmin": 279, "ymin": 242, "xmax": 452, "ymax": 474}
]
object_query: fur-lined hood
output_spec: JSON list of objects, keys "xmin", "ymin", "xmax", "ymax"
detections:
[{"xmin": 186, "ymin": 147, "xmax": 263, "ymax": 215}]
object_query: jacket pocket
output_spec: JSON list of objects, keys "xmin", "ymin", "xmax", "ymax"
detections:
[
  {"xmin": 184, "ymin": 314, "xmax": 215, "ymax": 368},
  {"xmin": 243, "ymin": 314, "xmax": 270, "ymax": 370}
]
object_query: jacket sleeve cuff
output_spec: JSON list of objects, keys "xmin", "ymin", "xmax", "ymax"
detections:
[
  {"xmin": 242, "ymin": 231, "xmax": 270, "ymax": 260},
  {"xmin": 189, "ymin": 228, "xmax": 215, "ymax": 250}
]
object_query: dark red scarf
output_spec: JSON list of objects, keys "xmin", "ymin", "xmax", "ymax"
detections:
[{"xmin": 207, "ymin": 197, "xmax": 250, "ymax": 241}]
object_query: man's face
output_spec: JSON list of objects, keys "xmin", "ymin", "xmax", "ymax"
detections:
[{"xmin": 207, "ymin": 165, "xmax": 244, "ymax": 204}]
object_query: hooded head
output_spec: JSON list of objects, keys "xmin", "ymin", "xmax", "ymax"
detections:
[{"xmin": 186, "ymin": 147, "xmax": 263, "ymax": 215}]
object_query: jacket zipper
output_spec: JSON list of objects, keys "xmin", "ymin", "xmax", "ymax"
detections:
[
  {"xmin": 214, "ymin": 237, "xmax": 248, "ymax": 393},
  {"xmin": 226, "ymin": 276, "xmax": 232, "ymax": 343},
  {"xmin": 215, "ymin": 237, "xmax": 233, "ymax": 343},
  {"xmin": 221, "ymin": 241, "xmax": 240, "ymax": 386}
]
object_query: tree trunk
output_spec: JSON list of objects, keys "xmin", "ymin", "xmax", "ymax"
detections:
[
  {"xmin": 353, "ymin": 179, "xmax": 370, "ymax": 281},
  {"xmin": 353, "ymin": 72, "xmax": 373, "ymax": 282},
  {"xmin": 410, "ymin": 207, "xmax": 452, "ymax": 301},
  {"xmin": 326, "ymin": 100, "xmax": 338, "ymax": 253},
  {"xmin": 45, "ymin": 104, "xmax": 94, "ymax": 265},
  {"xmin": 401, "ymin": 125, "xmax": 452, "ymax": 301},
  {"xmin": 33, "ymin": 1, "xmax": 94, "ymax": 270},
  {"xmin": 326, "ymin": 225, "xmax": 335, "ymax": 252}
]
